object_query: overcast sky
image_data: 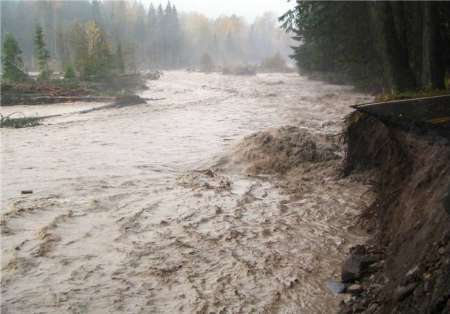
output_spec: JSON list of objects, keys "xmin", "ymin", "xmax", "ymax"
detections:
[{"xmin": 144, "ymin": 0, "xmax": 295, "ymax": 22}]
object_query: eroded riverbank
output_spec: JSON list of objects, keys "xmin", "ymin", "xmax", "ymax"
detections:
[{"xmin": 1, "ymin": 71, "xmax": 373, "ymax": 313}]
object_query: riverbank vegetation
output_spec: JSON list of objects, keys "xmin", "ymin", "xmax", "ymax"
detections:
[
  {"xmin": 1, "ymin": 20, "xmax": 145, "ymax": 105},
  {"xmin": 281, "ymin": 2, "xmax": 450, "ymax": 94},
  {"xmin": 1, "ymin": 1, "xmax": 292, "ymax": 106}
]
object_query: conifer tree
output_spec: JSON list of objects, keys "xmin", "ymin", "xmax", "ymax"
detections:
[
  {"xmin": 63, "ymin": 64, "xmax": 76, "ymax": 80},
  {"xmin": 200, "ymin": 53, "xmax": 214, "ymax": 72},
  {"xmin": 34, "ymin": 24, "xmax": 51, "ymax": 79},
  {"xmin": 115, "ymin": 42, "xmax": 125, "ymax": 74},
  {"xmin": 1, "ymin": 33, "xmax": 27, "ymax": 82},
  {"xmin": 34, "ymin": 24, "xmax": 51, "ymax": 80},
  {"xmin": 280, "ymin": 2, "xmax": 449, "ymax": 91}
]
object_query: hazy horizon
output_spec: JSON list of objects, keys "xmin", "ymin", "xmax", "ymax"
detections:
[{"xmin": 143, "ymin": 0, "xmax": 295, "ymax": 22}]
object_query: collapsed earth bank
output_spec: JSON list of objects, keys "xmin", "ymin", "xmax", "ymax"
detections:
[{"xmin": 340, "ymin": 112, "xmax": 450, "ymax": 314}]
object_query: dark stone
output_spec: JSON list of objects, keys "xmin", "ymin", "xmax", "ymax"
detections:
[
  {"xmin": 342, "ymin": 255, "xmax": 363, "ymax": 283},
  {"xmin": 443, "ymin": 185, "xmax": 450, "ymax": 215},
  {"xmin": 394, "ymin": 283, "xmax": 417, "ymax": 301},
  {"xmin": 351, "ymin": 245, "xmax": 367, "ymax": 255},
  {"xmin": 342, "ymin": 254, "xmax": 378, "ymax": 283},
  {"xmin": 404, "ymin": 265, "xmax": 420, "ymax": 284},
  {"xmin": 367, "ymin": 303, "xmax": 379, "ymax": 314},
  {"xmin": 144, "ymin": 71, "xmax": 162, "ymax": 80},
  {"xmin": 360, "ymin": 255, "xmax": 380, "ymax": 268},
  {"xmin": 114, "ymin": 95, "xmax": 146, "ymax": 107},
  {"xmin": 21, "ymin": 190, "xmax": 33, "ymax": 194}
]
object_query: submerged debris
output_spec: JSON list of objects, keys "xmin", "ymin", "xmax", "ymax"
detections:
[
  {"xmin": 114, "ymin": 95, "xmax": 146, "ymax": 107},
  {"xmin": 0, "ymin": 113, "xmax": 41, "ymax": 128},
  {"xmin": 143, "ymin": 71, "xmax": 163, "ymax": 80}
]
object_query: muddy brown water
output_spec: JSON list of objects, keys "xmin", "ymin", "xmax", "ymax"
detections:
[{"xmin": 1, "ymin": 71, "xmax": 373, "ymax": 313}]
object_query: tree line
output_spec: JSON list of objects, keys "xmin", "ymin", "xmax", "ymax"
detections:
[
  {"xmin": 281, "ymin": 1, "xmax": 450, "ymax": 92},
  {"xmin": 1, "ymin": 0, "xmax": 291, "ymax": 79},
  {"xmin": 2, "ymin": 21, "xmax": 126, "ymax": 82}
]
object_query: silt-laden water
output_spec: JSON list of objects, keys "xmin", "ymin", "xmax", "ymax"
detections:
[{"xmin": 1, "ymin": 72, "xmax": 373, "ymax": 313}]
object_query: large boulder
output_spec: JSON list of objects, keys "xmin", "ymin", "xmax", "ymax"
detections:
[{"xmin": 342, "ymin": 254, "xmax": 379, "ymax": 283}]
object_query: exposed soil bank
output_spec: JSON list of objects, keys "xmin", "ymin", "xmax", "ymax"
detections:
[{"xmin": 340, "ymin": 112, "xmax": 450, "ymax": 313}]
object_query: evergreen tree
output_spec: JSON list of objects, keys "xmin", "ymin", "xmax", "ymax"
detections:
[
  {"xmin": 115, "ymin": 42, "xmax": 125, "ymax": 74},
  {"xmin": 169, "ymin": 5, "xmax": 183, "ymax": 67},
  {"xmin": 146, "ymin": 4, "xmax": 157, "ymax": 68},
  {"xmin": 91, "ymin": 0, "xmax": 103, "ymax": 27},
  {"xmin": 155, "ymin": 4, "xmax": 165, "ymax": 68},
  {"xmin": 200, "ymin": 52, "xmax": 214, "ymax": 72},
  {"xmin": 280, "ymin": 1, "xmax": 450, "ymax": 92},
  {"xmin": 64, "ymin": 64, "xmax": 76, "ymax": 80},
  {"xmin": 1, "ymin": 33, "xmax": 27, "ymax": 82},
  {"xmin": 34, "ymin": 24, "xmax": 51, "ymax": 80},
  {"xmin": 56, "ymin": 29, "xmax": 70, "ymax": 68}
]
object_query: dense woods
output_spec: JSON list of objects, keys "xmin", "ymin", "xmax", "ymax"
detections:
[
  {"xmin": 281, "ymin": 1, "xmax": 450, "ymax": 92},
  {"xmin": 1, "ymin": 0, "xmax": 291, "ymax": 76}
]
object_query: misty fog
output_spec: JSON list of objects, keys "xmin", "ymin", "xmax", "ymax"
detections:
[{"xmin": 1, "ymin": 0, "xmax": 293, "ymax": 72}]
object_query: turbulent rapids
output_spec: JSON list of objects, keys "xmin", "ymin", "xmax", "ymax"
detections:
[{"xmin": 1, "ymin": 72, "xmax": 373, "ymax": 313}]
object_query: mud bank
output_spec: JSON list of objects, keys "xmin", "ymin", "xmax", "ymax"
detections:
[{"xmin": 339, "ymin": 112, "xmax": 450, "ymax": 313}]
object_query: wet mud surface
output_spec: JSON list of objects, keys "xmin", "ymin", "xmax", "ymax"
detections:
[{"xmin": 1, "ymin": 72, "xmax": 373, "ymax": 313}]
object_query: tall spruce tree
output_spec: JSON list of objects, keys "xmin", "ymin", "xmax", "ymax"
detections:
[
  {"xmin": 146, "ymin": 4, "xmax": 157, "ymax": 68},
  {"xmin": 34, "ymin": 24, "xmax": 51, "ymax": 80},
  {"xmin": 1, "ymin": 33, "xmax": 27, "ymax": 82},
  {"xmin": 115, "ymin": 42, "xmax": 125, "ymax": 74}
]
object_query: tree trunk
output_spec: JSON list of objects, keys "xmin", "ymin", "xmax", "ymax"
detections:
[
  {"xmin": 386, "ymin": 2, "xmax": 417, "ymax": 91},
  {"xmin": 369, "ymin": 2, "xmax": 417, "ymax": 92},
  {"xmin": 422, "ymin": 3, "xmax": 446, "ymax": 89}
]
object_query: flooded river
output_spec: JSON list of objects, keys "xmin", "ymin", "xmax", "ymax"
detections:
[{"xmin": 1, "ymin": 72, "xmax": 373, "ymax": 313}]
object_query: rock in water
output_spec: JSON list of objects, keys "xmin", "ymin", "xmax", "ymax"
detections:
[
  {"xmin": 346, "ymin": 284, "xmax": 363, "ymax": 295},
  {"xmin": 341, "ymin": 252, "xmax": 379, "ymax": 283},
  {"xmin": 342, "ymin": 255, "xmax": 363, "ymax": 283},
  {"xmin": 443, "ymin": 184, "xmax": 450, "ymax": 215},
  {"xmin": 114, "ymin": 95, "xmax": 146, "ymax": 107},
  {"xmin": 326, "ymin": 280, "xmax": 347, "ymax": 295}
]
